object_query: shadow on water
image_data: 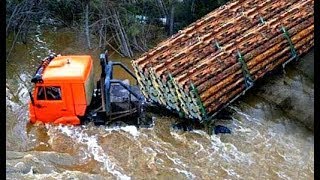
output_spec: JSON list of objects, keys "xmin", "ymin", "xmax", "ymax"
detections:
[{"xmin": 6, "ymin": 26, "xmax": 314, "ymax": 179}]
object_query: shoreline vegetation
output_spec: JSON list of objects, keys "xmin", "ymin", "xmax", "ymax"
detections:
[{"xmin": 6, "ymin": 0, "xmax": 228, "ymax": 60}]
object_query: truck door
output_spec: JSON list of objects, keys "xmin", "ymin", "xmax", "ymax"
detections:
[{"xmin": 34, "ymin": 84, "xmax": 74, "ymax": 123}]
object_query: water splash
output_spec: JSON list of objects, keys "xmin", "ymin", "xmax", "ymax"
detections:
[
  {"xmin": 47, "ymin": 125, "xmax": 131, "ymax": 180},
  {"xmin": 120, "ymin": 126, "xmax": 140, "ymax": 138}
]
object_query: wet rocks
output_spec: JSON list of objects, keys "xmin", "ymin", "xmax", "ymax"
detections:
[{"xmin": 255, "ymin": 50, "xmax": 314, "ymax": 130}]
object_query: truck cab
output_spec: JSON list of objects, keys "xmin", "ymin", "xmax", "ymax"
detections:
[
  {"xmin": 29, "ymin": 52, "xmax": 149, "ymax": 126},
  {"xmin": 29, "ymin": 54, "xmax": 94, "ymax": 125}
]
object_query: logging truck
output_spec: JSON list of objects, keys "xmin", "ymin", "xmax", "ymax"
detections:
[
  {"xmin": 28, "ymin": 0, "xmax": 313, "ymax": 127},
  {"xmin": 28, "ymin": 52, "xmax": 147, "ymax": 125}
]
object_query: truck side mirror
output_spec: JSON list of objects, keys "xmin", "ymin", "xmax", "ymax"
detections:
[
  {"xmin": 29, "ymin": 91, "xmax": 35, "ymax": 105},
  {"xmin": 100, "ymin": 54, "xmax": 106, "ymax": 64}
]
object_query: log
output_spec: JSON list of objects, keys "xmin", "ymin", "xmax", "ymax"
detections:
[
  {"xmin": 135, "ymin": 0, "xmax": 262, "ymax": 65},
  {"xmin": 132, "ymin": 0, "xmax": 314, "ymax": 122},
  {"xmin": 201, "ymin": 24, "xmax": 313, "ymax": 103},
  {"xmin": 153, "ymin": 0, "xmax": 300, "ymax": 81},
  {"xmin": 206, "ymin": 84, "xmax": 246, "ymax": 113}
]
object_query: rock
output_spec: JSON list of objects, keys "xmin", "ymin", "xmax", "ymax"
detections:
[
  {"xmin": 255, "ymin": 50, "xmax": 314, "ymax": 131},
  {"xmin": 214, "ymin": 125, "xmax": 231, "ymax": 134}
]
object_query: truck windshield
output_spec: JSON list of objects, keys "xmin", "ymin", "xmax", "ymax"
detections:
[{"xmin": 37, "ymin": 86, "xmax": 62, "ymax": 100}]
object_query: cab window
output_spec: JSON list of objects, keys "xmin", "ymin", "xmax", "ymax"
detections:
[
  {"xmin": 37, "ymin": 86, "xmax": 45, "ymax": 100},
  {"xmin": 36, "ymin": 86, "xmax": 62, "ymax": 100},
  {"xmin": 46, "ymin": 86, "xmax": 62, "ymax": 100}
]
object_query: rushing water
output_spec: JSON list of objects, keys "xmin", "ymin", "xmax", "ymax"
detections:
[{"xmin": 6, "ymin": 26, "xmax": 314, "ymax": 179}]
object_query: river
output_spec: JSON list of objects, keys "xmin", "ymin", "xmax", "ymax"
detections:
[{"xmin": 6, "ymin": 26, "xmax": 314, "ymax": 179}]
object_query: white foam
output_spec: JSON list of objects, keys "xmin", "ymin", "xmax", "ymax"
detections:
[
  {"xmin": 210, "ymin": 135, "xmax": 251, "ymax": 164},
  {"xmin": 26, "ymin": 166, "xmax": 34, "ymax": 175},
  {"xmin": 236, "ymin": 125, "xmax": 252, "ymax": 133},
  {"xmin": 6, "ymin": 87, "xmax": 22, "ymax": 112},
  {"xmin": 192, "ymin": 130, "xmax": 208, "ymax": 136},
  {"xmin": 174, "ymin": 168, "xmax": 196, "ymax": 179},
  {"xmin": 276, "ymin": 171, "xmax": 291, "ymax": 180},
  {"xmin": 120, "ymin": 126, "xmax": 140, "ymax": 138},
  {"xmin": 165, "ymin": 152, "xmax": 196, "ymax": 178},
  {"xmin": 19, "ymin": 73, "xmax": 28, "ymax": 82},
  {"xmin": 193, "ymin": 140, "xmax": 205, "ymax": 155},
  {"xmin": 14, "ymin": 162, "xmax": 25, "ymax": 168},
  {"xmin": 230, "ymin": 106, "xmax": 263, "ymax": 126},
  {"xmin": 17, "ymin": 83, "xmax": 29, "ymax": 104},
  {"xmin": 142, "ymin": 147, "xmax": 155, "ymax": 155},
  {"xmin": 6, "ymin": 98, "xmax": 20, "ymax": 112},
  {"xmin": 47, "ymin": 125, "xmax": 131, "ymax": 180},
  {"xmin": 170, "ymin": 131, "xmax": 185, "ymax": 141},
  {"xmin": 221, "ymin": 166, "xmax": 240, "ymax": 178}
]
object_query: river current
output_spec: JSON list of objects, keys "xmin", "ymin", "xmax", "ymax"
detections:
[{"xmin": 6, "ymin": 26, "xmax": 314, "ymax": 179}]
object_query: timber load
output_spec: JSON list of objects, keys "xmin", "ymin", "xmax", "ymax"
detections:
[{"xmin": 131, "ymin": 0, "xmax": 314, "ymax": 123}]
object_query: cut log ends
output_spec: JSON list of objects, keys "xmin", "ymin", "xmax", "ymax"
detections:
[{"xmin": 132, "ymin": 0, "xmax": 314, "ymax": 123}]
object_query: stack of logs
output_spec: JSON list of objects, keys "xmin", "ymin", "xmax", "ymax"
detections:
[{"xmin": 131, "ymin": 0, "xmax": 314, "ymax": 122}]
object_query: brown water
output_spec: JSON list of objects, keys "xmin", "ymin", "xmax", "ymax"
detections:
[{"xmin": 6, "ymin": 26, "xmax": 314, "ymax": 179}]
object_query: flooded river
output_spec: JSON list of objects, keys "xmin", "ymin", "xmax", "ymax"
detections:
[{"xmin": 6, "ymin": 26, "xmax": 314, "ymax": 179}]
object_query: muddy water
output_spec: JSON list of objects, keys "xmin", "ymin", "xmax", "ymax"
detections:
[{"xmin": 6, "ymin": 26, "xmax": 314, "ymax": 179}]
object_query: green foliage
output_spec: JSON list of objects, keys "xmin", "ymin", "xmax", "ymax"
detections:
[
  {"xmin": 6, "ymin": 0, "xmax": 230, "ymax": 55},
  {"xmin": 194, "ymin": 0, "xmax": 225, "ymax": 18},
  {"xmin": 173, "ymin": 0, "xmax": 226, "ymax": 32},
  {"xmin": 45, "ymin": 0, "xmax": 83, "ymax": 25}
]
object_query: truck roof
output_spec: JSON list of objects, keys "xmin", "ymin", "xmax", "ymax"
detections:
[{"xmin": 41, "ymin": 55, "xmax": 92, "ymax": 83}]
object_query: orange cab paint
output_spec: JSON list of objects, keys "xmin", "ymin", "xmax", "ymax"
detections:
[{"xmin": 29, "ymin": 55, "xmax": 94, "ymax": 125}]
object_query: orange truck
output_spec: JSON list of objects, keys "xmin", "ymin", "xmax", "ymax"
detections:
[{"xmin": 29, "ymin": 52, "xmax": 146, "ymax": 125}]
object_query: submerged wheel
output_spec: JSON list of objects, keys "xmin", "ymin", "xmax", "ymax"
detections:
[{"xmin": 108, "ymin": 120, "xmax": 128, "ymax": 127}]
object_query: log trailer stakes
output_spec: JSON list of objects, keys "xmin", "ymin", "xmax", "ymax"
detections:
[{"xmin": 132, "ymin": 0, "xmax": 313, "ymax": 123}]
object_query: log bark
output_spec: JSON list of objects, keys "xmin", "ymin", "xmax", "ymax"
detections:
[
  {"xmin": 135, "ymin": 0, "xmax": 267, "ymax": 66},
  {"xmin": 132, "ymin": 0, "xmax": 314, "ymax": 121}
]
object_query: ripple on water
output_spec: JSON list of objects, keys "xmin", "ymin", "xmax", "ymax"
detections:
[
  {"xmin": 47, "ymin": 125, "xmax": 131, "ymax": 179},
  {"xmin": 6, "ymin": 27, "xmax": 314, "ymax": 179}
]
